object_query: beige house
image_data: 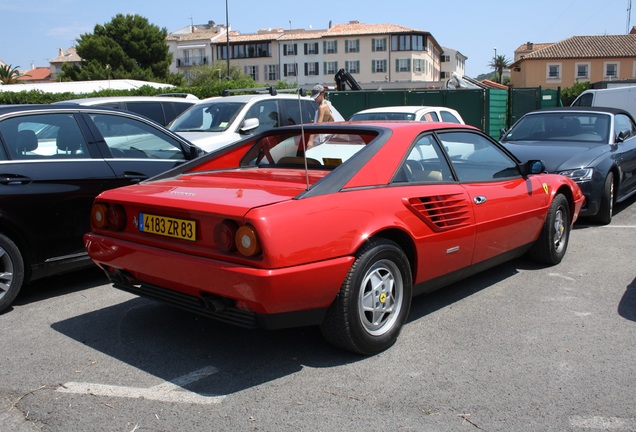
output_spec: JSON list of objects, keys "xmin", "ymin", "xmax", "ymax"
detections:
[
  {"xmin": 510, "ymin": 33, "xmax": 636, "ymax": 89},
  {"xmin": 167, "ymin": 20, "xmax": 454, "ymax": 88},
  {"xmin": 49, "ymin": 47, "xmax": 82, "ymax": 81}
]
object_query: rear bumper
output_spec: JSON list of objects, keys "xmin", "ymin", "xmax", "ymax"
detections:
[{"xmin": 84, "ymin": 233, "xmax": 354, "ymax": 328}]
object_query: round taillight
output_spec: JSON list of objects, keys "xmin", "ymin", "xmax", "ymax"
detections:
[
  {"xmin": 107, "ymin": 205, "xmax": 126, "ymax": 231},
  {"xmin": 213, "ymin": 220, "xmax": 238, "ymax": 252},
  {"xmin": 91, "ymin": 203, "xmax": 109, "ymax": 229},
  {"xmin": 235, "ymin": 225, "xmax": 261, "ymax": 257}
]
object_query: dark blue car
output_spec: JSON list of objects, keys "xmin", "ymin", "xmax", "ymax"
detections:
[{"xmin": 501, "ymin": 107, "xmax": 636, "ymax": 225}]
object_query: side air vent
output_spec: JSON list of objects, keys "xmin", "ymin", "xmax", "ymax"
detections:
[{"xmin": 404, "ymin": 194, "xmax": 471, "ymax": 231}]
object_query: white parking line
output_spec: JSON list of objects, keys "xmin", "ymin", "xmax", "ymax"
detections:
[
  {"xmin": 569, "ymin": 416, "xmax": 636, "ymax": 430},
  {"xmin": 56, "ymin": 366, "xmax": 225, "ymax": 405}
]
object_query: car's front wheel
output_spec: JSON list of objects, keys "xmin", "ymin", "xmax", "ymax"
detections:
[
  {"xmin": 592, "ymin": 172, "xmax": 614, "ymax": 225},
  {"xmin": 0, "ymin": 233, "xmax": 25, "ymax": 313},
  {"xmin": 320, "ymin": 238, "xmax": 412, "ymax": 355},
  {"xmin": 528, "ymin": 193, "xmax": 570, "ymax": 265}
]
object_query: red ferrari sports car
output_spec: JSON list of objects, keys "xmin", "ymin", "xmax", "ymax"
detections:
[{"xmin": 84, "ymin": 122, "xmax": 584, "ymax": 354}]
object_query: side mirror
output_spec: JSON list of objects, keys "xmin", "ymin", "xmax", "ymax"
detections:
[
  {"xmin": 616, "ymin": 129, "xmax": 630, "ymax": 143},
  {"xmin": 240, "ymin": 117, "xmax": 259, "ymax": 134},
  {"xmin": 520, "ymin": 159, "xmax": 545, "ymax": 176},
  {"xmin": 499, "ymin": 128, "xmax": 507, "ymax": 140}
]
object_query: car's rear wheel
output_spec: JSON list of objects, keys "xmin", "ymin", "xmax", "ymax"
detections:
[
  {"xmin": 592, "ymin": 172, "xmax": 614, "ymax": 225},
  {"xmin": 528, "ymin": 193, "xmax": 570, "ymax": 265},
  {"xmin": 0, "ymin": 233, "xmax": 25, "ymax": 313},
  {"xmin": 320, "ymin": 238, "xmax": 412, "ymax": 355}
]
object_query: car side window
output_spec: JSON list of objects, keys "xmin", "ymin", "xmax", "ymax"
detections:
[
  {"xmin": 0, "ymin": 114, "xmax": 89, "ymax": 160},
  {"xmin": 421, "ymin": 112, "xmax": 439, "ymax": 122},
  {"xmin": 394, "ymin": 134, "xmax": 452, "ymax": 183},
  {"xmin": 441, "ymin": 111, "xmax": 461, "ymax": 123},
  {"xmin": 89, "ymin": 113, "xmax": 186, "ymax": 160},
  {"xmin": 615, "ymin": 114, "xmax": 636, "ymax": 140},
  {"xmin": 437, "ymin": 131, "xmax": 519, "ymax": 182},
  {"xmin": 281, "ymin": 99, "xmax": 317, "ymax": 126},
  {"xmin": 245, "ymin": 101, "xmax": 279, "ymax": 134},
  {"xmin": 125, "ymin": 102, "xmax": 165, "ymax": 125}
]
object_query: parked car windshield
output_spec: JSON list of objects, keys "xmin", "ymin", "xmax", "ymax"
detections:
[
  {"xmin": 170, "ymin": 102, "xmax": 245, "ymax": 133},
  {"xmin": 502, "ymin": 113, "xmax": 610, "ymax": 143}
]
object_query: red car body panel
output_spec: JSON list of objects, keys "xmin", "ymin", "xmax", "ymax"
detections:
[{"xmin": 84, "ymin": 122, "xmax": 584, "ymax": 329}]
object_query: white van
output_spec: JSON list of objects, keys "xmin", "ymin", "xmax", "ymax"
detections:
[{"xmin": 571, "ymin": 86, "xmax": 636, "ymax": 119}]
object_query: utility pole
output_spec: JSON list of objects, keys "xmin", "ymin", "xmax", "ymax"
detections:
[{"xmin": 225, "ymin": 0, "xmax": 230, "ymax": 79}]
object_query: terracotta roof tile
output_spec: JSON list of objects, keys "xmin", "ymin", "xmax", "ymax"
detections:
[
  {"xmin": 17, "ymin": 67, "xmax": 51, "ymax": 81},
  {"xmin": 521, "ymin": 34, "xmax": 636, "ymax": 60},
  {"xmin": 325, "ymin": 22, "xmax": 421, "ymax": 36}
]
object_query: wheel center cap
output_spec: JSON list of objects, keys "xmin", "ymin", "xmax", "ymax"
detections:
[{"xmin": 379, "ymin": 292, "xmax": 387, "ymax": 304}]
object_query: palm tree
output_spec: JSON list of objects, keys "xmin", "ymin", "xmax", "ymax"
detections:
[
  {"xmin": 0, "ymin": 64, "xmax": 25, "ymax": 84},
  {"xmin": 487, "ymin": 55, "xmax": 511, "ymax": 84}
]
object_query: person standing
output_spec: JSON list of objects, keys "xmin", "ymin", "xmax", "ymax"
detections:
[{"xmin": 310, "ymin": 84, "xmax": 335, "ymax": 123}]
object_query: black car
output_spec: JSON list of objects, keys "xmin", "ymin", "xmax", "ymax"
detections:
[
  {"xmin": 501, "ymin": 107, "xmax": 636, "ymax": 224},
  {"xmin": 0, "ymin": 104, "xmax": 203, "ymax": 312}
]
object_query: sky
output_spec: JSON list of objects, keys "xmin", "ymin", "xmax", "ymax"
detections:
[{"xmin": 0, "ymin": 0, "xmax": 633, "ymax": 78}]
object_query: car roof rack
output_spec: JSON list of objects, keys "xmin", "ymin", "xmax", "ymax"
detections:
[{"xmin": 221, "ymin": 87, "xmax": 307, "ymax": 97}]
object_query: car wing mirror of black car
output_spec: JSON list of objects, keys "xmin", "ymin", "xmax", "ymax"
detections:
[
  {"xmin": 499, "ymin": 128, "xmax": 507, "ymax": 139},
  {"xmin": 616, "ymin": 129, "xmax": 630, "ymax": 143},
  {"xmin": 519, "ymin": 159, "xmax": 545, "ymax": 176}
]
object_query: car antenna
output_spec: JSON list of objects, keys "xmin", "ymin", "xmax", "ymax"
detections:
[{"xmin": 289, "ymin": 19, "xmax": 311, "ymax": 190}]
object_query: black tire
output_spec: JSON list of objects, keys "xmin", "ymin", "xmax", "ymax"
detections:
[
  {"xmin": 0, "ymin": 233, "xmax": 25, "ymax": 313},
  {"xmin": 592, "ymin": 172, "xmax": 614, "ymax": 225},
  {"xmin": 320, "ymin": 238, "xmax": 412, "ymax": 355},
  {"xmin": 528, "ymin": 193, "xmax": 571, "ymax": 265}
]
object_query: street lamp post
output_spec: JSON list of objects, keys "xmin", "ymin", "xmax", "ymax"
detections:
[{"xmin": 226, "ymin": 0, "xmax": 230, "ymax": 79}]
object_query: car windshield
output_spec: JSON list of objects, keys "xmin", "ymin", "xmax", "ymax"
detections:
[
  {"xmin": 502, "ymin": 112, "xmax": 610, "ymax": 143},
  {"xmin": 170, "ymin": 101, "xmax": 245, "ymax": 133},
  {"xmin": 239, "ymin": 131, "xmax": 378, "ymax": 169},
  {"xmin": 349, "ymin": 112, "xmax": 416, "ymax": 121}
]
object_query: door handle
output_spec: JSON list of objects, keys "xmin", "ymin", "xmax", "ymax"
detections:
[
  {"xmin": 474, "ymin": 196, "xmax": 487, "ymax": 205},
  {"xmin": 0, "ymin": 174, "xmax": 32, "ymax": 185},
  {"xmin": 123, "ymin": 172, "xmax": 148, "ymax": 183}
]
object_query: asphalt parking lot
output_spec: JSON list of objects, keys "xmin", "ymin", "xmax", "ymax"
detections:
[{"xmin": 1, "ymin": 196, "xmax": 635, "ymax": 432}]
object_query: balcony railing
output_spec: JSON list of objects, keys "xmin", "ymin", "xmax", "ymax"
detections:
[{"xmin": 176, "ymin": 56, "xmax": 208, "ymax": 67}]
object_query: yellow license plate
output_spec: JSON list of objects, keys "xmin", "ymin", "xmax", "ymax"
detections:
[{"xmin": 139, "ymin": 213, "xmax": 196, "ymax": 241}]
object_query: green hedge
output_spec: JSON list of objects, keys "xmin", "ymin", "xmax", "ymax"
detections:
[{"xmin": 0, "ymin": 81, "xmax": 280, "ymax": 105}]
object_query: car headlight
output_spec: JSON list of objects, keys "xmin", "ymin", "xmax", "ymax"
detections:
[{"xmin": 558, "ymin": 168, "xmax": 594, "ymax": 182}]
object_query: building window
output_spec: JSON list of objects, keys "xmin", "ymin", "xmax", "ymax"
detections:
[
  {"xmin": 324, "ymin": 40, "xmax": 337, "ymax": 54},
  {"xmin": 546, "ymin": 63, "xmax": 561, "ymax": 80},
  {"xmin": 283, "ymin": 44, "xmax": 297, "ymax": 56},
  {"xmin": 304, "ymin": 42, "xmax": 319, "ymax": 55},
  {"xmin": 244, "ymin": 65, "xmax": 258, "ymax": 81},
  {"xmin": 324, "ymin": 61, "xmax": 338, "ymax": 75},
  {"xmin": 605, "ymin": 62, "xmax": 619, "ymax": 78},
  {"xmin": 396, "ymin": 58, "xmax": 411, "ymax": 73},
  {"xmin": 284, "ymin": 63, "xmax": 297, "ymax": 77},
  {"xmin": 372, "ymin": 38, "xmax": 387, "ymax": 52},
  {"xmin": 575, "ymin": 63, "xmax": 590, "ymax": 79},
  {"xmin": 345, "ymin": 39, "xmax": 360, "ymax": 53},
  {"xmin": 441, "ymin": 55, "xmax": 450, "ymax": 62},
  {"xmin": 305, "ymin": 62, "xmax": 319, "ymax": 76},
  {"xmin": 413, "ymin": 59, "xmax": 424, "ymax": 73},
  {"xmin": 217, "ymin": 42, "xmax": 270, "ymax": 60},
  {"xmin": 441, "ymin": 71, "xmax": 450, "ymax": 79},
  {"xmin": 345, "ymin": 60, "xmax": 360, "ymax": 74},
  {"xmin": 391, "ymin": 34, "xmax": 424, "ymax": 51},
  {"xmin": 267, "ymin": 65, "xmax": 279, "ymax": 81},
  {"xmin": 372, "ymin": 59, "xmax": 387, "ymax": 73}
]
